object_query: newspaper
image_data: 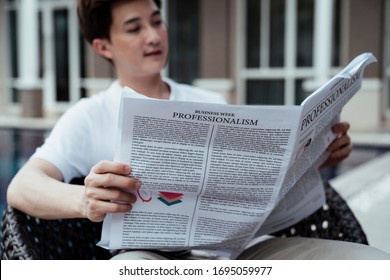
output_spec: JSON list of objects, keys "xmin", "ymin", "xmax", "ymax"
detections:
[{"xmin": 98, "ymin": 52, "xmax": 376, "ymax": 259}]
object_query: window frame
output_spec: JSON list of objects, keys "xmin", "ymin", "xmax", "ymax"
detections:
[
  {"xmin": 3, "ymin": 0, "xmax": 170, "ymax": 114},
  {"xmin": 384, "ymin": 0, "xmax": 390, "ymax": 120},
  {"xmin": 236, "ymin": 0, "xmax": 343, "ymax": 106}
]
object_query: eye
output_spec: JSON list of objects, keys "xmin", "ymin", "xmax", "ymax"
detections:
[
  {"xmin": 153, "ymin": 19, "xmax": 163, "ymax": 27},
  {"xmin": 126, "ymin": 26, "xmax": 141, "ymax": 33}
]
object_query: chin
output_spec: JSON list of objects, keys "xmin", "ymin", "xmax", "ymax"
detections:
[{"xmin": 147, "ymin": 63, "xmax": 166, "ymax": 73}]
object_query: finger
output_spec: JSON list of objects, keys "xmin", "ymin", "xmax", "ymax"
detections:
[
  {"xmin": 327, "ymin": 134, "xmax": 351, "ymax": 153},
  {"xmin": 96, "ymin": 173, "xmax": 141, "ymax": 191},
  {"xmin": 330, "ymin": 142, "xmax": 352, "ymax": 159},
  {"xmin": 85, "ymin": 186, "xmax": 137, "ymax": 204},
  {"xmin": 85, "ymin": 172, "xmax": 141, "ymax": 191},
  {"xmin": 91, "ymin": 160, "xmax": 131, "ymax": 175},
  {"xmin": 321, "ymin": 146, "xmax": 351, "ymax": 169},
  {"xmin": 86, "ymin": 200, "xmax": 133, "ymax": 222},
  {"xmin": 332, "ymin": 122, "xmax": 350, "ymax": 134}
]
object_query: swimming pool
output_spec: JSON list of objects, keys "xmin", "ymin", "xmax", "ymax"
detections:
[{"xmin": 0, "ymin": 128, "xmax": 46, "ymax": 215}]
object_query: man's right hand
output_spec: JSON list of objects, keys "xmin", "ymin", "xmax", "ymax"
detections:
[{"xmin": 84, "ymin": 160, "xmax": 140, "ymax": 222}]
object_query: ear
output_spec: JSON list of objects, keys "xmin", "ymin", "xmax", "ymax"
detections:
[{"xmin": 92, "ymin": 38, "xmax": 113, "ymax": 60}]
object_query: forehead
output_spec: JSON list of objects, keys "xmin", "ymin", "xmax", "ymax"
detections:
[{"xmin": 111, "ymin": 0, "xmax": 159, "ymax": 22}]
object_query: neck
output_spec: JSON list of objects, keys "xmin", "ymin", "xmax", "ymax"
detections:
[{"xmin": 119, "ymin": 74, "xmax": 170, "ymax": 100}]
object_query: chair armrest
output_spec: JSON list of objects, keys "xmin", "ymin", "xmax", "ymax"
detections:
[
  {"xmin": 1, "ymin": 179, "xmax": 367, "ymax": 259},
  {"xmin": 1, "ymin": 206, "xmax": 111, "ymax": 260},
  {"xmin": 270, "ymin": 182, "xmax": 368, "ymax": 244}
]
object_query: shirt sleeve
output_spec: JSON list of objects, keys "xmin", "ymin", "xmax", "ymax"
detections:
[{"xmin": 32, "ymin": 99, "xmax": 93, "ymax": 182}]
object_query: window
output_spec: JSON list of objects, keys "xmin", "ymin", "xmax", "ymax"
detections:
[
  {"xmin": 4, "ymin": 0, "xmax": 202, "ymax": 114},
  {"xmin": 5, "ymin": 0, "xmax": 83, "ymax": 113},
  {"xmin": 167, "ymin": 0, "xmax": 200, "ymax": 84},
  {"xmin": 54, "ymin": 9, "xmax": 70, "ymax": 102},
  {"xmin": 385, "ymin": 0, "xmax": 390, "ymax": 118},
  {"xmin": 237, "ymin": 0, "xmax": 342, "ymax": 106},
  {"xmin": 6, "ymin": 1, "xmax": 19, "ymax": 103},
  {"xmin": 41, "ymin": 2, "xmax": 82, "ymax": 110}
]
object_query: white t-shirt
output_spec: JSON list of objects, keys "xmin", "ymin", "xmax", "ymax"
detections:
[{"xmin": 33, "ymin": 78, "xmax": 227, "ymax": 182}]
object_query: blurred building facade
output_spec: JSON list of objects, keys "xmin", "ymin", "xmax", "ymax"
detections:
[{"xmin": 0, "ymin": 0, "xmax": 389, "ymax": 131}]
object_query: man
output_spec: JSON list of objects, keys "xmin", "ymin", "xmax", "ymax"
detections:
[{"xmin": 7, "ymin": 0, "xmax": 389, "ymax": 259}]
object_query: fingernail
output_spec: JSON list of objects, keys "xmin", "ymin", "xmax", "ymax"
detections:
[
  {"xmin": 123, "ymin": 165, "xmax": 131, "ymax": 174},
  {"xmin": 135, "ymin": 181, "xmax": 141, "ymax": 190}
]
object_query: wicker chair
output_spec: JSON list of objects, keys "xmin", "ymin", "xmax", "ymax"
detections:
[{"xmin": 0, "ymin": 179, "xmax": 368, "ymax": 260}]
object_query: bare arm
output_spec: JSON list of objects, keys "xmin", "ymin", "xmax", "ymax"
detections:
[
  {"xmin": 7, "ymin": 158, "xmax": 139, "ymax": 221},
  {"xmin": 7, "ymin": 158, "xmax": 85, "ymax": 219}
]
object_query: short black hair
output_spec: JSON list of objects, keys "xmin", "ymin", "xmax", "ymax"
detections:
[{"xmin": 77, "ymin": 0, "xmax": 162, "ymax": 44}]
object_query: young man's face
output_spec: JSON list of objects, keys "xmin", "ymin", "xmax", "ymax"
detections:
[{"xmin": 99, "ymin": 0, "xmax": 168, "ymax": 78}]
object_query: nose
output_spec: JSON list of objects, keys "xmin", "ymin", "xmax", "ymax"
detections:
[{"xmin": 145, "ymin": 25, "xmax": 161, "ymax": 45}]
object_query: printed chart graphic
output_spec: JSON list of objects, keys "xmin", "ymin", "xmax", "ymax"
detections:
[
  {"xmin": 137, "ymin": 189, "xmax": 152, "ymax": 202},
  {"xmin": 158, "ymin": 192, "xmax": 184, "ymax": 206}
]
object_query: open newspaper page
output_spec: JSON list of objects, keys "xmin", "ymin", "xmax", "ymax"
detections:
[
  {"xmin": 98, "ymin": 52, "xmax": 376, "ymax": 258},
  {"xmin": 254, "ymin": 52, "xmax": 377, "ymax": 236},
  {"xmin": 99, "ymin": 95, "xmax": 301, "ymax": 258}
]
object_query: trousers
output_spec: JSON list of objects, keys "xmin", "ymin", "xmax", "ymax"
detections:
[{"xmin": 111, "ymin": 237, "xmax": 390, "ymax": 260}]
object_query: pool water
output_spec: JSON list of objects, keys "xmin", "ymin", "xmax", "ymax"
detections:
[{"xmin": 0, "ymin": 128, "xmax": 46, "ymax": 216}]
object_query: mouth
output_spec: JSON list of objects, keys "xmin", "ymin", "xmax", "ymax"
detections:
[{"xmin": 144, "ymin": 50, "xmax": 163, "ymax": 57}]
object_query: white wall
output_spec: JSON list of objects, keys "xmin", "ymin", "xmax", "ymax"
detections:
[
  {"xmin": 340, "ymin": 79, "xmax": 382, "ymax": 131},
  {"xmin": 0, "ymin": 1, "xmax": 7, "ymax": 112}
]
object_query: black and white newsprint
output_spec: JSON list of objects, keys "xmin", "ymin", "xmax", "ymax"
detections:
[{"xmin": 98, "ymin": 53, "xmax": 377, "ymax": 259}]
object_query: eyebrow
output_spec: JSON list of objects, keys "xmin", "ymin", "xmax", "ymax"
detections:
[{"xmin": 123, "ymin": 10, "xmax": 161, "ymax": 25}]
